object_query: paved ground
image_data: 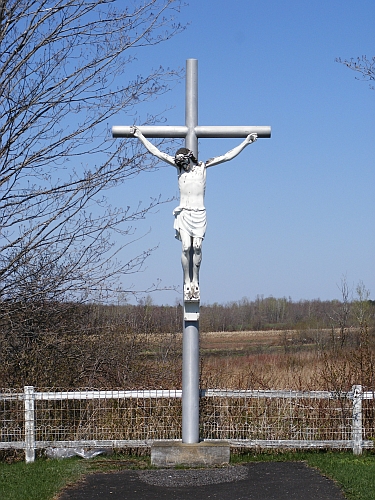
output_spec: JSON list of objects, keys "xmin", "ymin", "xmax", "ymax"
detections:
[{"xmin": 58, "ymin": 462, "xmax": 346, "ymax": 499}]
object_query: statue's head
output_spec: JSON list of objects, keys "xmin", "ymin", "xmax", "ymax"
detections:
[{"xmin": 174, "ymin": 148, "xmax": 198, "ymax": 170}]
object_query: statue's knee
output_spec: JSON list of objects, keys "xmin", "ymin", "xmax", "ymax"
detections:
[
  {"xmin": 193, "ymin": 241, "xmax": 202, "ymax": 254},
  {"xmin": 182, "ymin": 243, "xmax": 190, "ymax": 257}
]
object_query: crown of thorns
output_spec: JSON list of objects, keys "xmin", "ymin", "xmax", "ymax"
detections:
[{"xmin": 174, "ymin": 148, "xmax": 197, "ymax": 167}]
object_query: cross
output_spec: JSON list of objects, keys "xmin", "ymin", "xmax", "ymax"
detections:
[
  {"xmin": 112, "ymin": 59, "xmax": 271, "ymax": 446},
  {"xmin": 113, "ymin": 59, "xmax": 271, "ymax": 158}
]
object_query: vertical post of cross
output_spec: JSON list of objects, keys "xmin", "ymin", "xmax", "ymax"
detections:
[
  {"xmin": 182, "ymin": 59, "xmax": 200, "ymax": 444},
  {"xmin": 185, "ymin": 59, "xmax": 198, "ymax": 157},
  {"xmin": 182, "ymin": 308, "xmax": 200, "ymax": 443}
]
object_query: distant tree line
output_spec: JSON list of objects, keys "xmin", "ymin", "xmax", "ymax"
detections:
[
  {"xmin": 117, "ymin": 294, "xmax": 375, "ymax": 333},
  {"xmin": 1, "ymin": 293, "xmax": 374, "ymax": 388}
]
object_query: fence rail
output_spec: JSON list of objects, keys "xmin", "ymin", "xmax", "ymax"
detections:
[{"xmin": 1, "ymin": 385, "xmax": 374, "ymax": 462}]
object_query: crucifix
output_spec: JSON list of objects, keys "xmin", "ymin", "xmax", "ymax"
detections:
[{"xmin": 112, "ymin": 59, "xmax": 271, "ymax": 445}]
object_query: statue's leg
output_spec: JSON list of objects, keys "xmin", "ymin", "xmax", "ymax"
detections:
[
  {"xmin": 191, "ymin": 237, "xmax": 202, "ymax": 298},
  {"xmin": 180, "ymin": 230, "xmax": 192, "ymax": 294}
]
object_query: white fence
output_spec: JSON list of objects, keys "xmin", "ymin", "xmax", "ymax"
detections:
[{"xmin": 1, "ymin": 385, "xmax": 374, "ymax": 462}]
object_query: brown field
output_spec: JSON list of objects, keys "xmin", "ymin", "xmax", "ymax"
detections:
[
  {"xmin": 199, "ymin": 330, "xmax": 324, "ymax": 390},
  {"xmin": 140, "ymin": 328, "xmax": 372, "ymax": 392},
  {"xmin": 197, "ymin": 328, "xmax": 374, "ymax": 392},
  {"xmin": 200, "ymin": 328, "xmax": 352, "ymax": 353},
  {"xmin": 201, "ymin": 329, "xmax": 289, "ymax": 353}
]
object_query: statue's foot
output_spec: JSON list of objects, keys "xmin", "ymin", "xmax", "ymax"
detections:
[
  {"xmin": 184, "ymin": 282, "xmax": 200, "ymax": 301},
  {"xmin": 184, "ymin": 283, "xmax": 192, "ymax": 301},
  {"xmin": 191, "ymin": 282, "xmax": 200, "ymax": 300}
]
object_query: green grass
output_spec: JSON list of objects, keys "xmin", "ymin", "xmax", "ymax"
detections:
[
  {"xmin": 0, "ymin": 454, "xmax": 150, "ymax": 500},
  {"xmin": 0, "ymin": 457, "xmax": 85, "ymax": 500},
  {"xmin": 232, "ymin": 450, "xmax": 375, "ymax": 500},
  {"xmin": 1, "ymin": 451, "xmax": 375, "ymax": 500}
]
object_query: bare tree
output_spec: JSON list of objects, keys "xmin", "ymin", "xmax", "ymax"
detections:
[
  {"xmin": 0, "ymin": 0, "xmax": 186, "ymax": 305},
  {"xmin": 336, "ymin": 55, "xmax": 375, "ymax": 90},
  {"xmin": 327, "ymin": 277, "xmax": 352, "ymax": 349}
]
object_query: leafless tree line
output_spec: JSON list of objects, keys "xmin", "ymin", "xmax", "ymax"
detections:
[
  {"xmin": 0, "ymin": 0, "xmax": 186, "ymax": 307},
  {"xmin": 0, "ymin": 0, "xmax": 188, "ymax": 389},
  {"xmin": 1, "ymin": 290, "xmax": 374, "ymax": 388}
]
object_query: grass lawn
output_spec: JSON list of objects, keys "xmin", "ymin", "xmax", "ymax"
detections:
[
  {"xmin": 0, "ymin": 454, "xmax": 150, "ymax": 500},
  {"xmin": 1, "ymin": 450, "xmax": 375, "ymax": 500},
  {"xmin": 0, "ymin": 457, "xmax": 85, "ymax": 500},
  {"xmin": 233, "ymin": 450, "xmax": 375, "ymax": 500}
]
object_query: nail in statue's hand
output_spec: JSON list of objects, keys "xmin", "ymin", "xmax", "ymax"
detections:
[{"xmin": 130, "ymin": 126, "xmax": 140, "ymax": 137}]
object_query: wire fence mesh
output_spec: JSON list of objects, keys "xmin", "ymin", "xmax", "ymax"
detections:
[
  {"xmin": 0, "ymin": 389, "xmax": 24, "ymax": 446},
  {"xmin": 34, "ymin": 392, "xmax": 182, "ymax": 443},
  {"xmin": 200, "ymin": 391, "xmax": 353, "ymax": 441},
  {"xmin": 1, "ymin": 386, "xmax": 375, "ymax": 461},
  {"xmin": 362, "ymin": 392, "xmax": 375, "ymax": 441}
]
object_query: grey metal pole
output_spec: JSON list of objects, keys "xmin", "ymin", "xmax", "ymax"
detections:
[
  {"xmin": 182, "ymin": 59, "xmax": 200, "ymax": 444},
  {"xmin": 182, "ymin": 317, "xmax": 200, "ymax": 443},
  {"xmin": 112, "ymin": 125, "xmax": 271, "ymax": 139},
  {"xmin": 112, "ymin": 126, "xmax": 188, "ymax": 138},
  {"xmin": 185, "ymin": 59, "xmax": 198, "ymax": 157}
]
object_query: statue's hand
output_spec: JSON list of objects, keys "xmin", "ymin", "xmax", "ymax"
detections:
[
  {"xmin": 247, "ymin": 133, "xmax": 257, "ymax": 143},
  {"xmin": 130, "ymin": 126, "xmax": 140, "ymax": 137}
]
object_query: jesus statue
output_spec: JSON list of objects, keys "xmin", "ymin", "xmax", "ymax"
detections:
[{"xmin": 131, "ymin": 126, "xmax": 257, "ymax": 301}]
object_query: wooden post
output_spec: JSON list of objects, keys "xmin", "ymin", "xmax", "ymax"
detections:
[
  {"xmin": 352, "ymin": 384, "xmax": 362, "ymax": 455},
  {"xmin": 24, "ymin": 386, "xmax": 35, "ymax": 463}
]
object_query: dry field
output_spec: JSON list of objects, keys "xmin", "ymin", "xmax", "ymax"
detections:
[
  {"xmin": 199, "ymin": 329, "xmax": 344, "ymax": 391},
  {"xmin": 138, "ymin": 328, "xmax": 372, "ymax": 392},
  {"xmin": 201, "ymin": 329, "xmax": 288, "ymax": 353}
]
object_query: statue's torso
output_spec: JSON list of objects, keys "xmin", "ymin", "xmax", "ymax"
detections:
[{"xmin": 177, "ymin": 162, "xmax": 206, "ymax": 210}]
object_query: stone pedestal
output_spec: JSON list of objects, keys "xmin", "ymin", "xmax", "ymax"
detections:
[{"xmin": 151, "ymin": 441, "xmax": 230, "ymax": 467}]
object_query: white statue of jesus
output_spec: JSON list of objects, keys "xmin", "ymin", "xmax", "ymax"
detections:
[{"xmin": 131, "ymin": 126, "xmax": 257, "ymax": 301}]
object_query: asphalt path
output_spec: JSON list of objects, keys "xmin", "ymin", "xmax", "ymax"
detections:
[{"xmin": 58, "ymin": 462, "xmax": 346, "ymax": 499}]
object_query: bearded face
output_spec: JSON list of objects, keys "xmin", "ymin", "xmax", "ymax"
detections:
[
  {"xmin": 175, "ymin": 154, "xmax": 191, "ymax": 170},
  {"xmin": 174, "ymin": 149, "xmax": 197, "ymax": 170}
]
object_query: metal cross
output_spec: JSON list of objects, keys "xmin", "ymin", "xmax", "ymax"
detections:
[
  {"xmin": 112, "ymin": 59, "xmax": 271, "ymax": 446},
  {"xmin": 112, "ymin": 59, "xmax": 271, "ymax": 156}
]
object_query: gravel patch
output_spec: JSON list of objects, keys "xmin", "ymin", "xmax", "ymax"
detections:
[{"xmin": 137, "ymin": 465, "xmax": 248, "ymax": 487}]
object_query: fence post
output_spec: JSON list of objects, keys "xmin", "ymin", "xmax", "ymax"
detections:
[
  {"xmin": 24, "ymin": 386, "xmax": 35, "ymax": 463},
  {"xmin": 352, "ymin": 384, "xmax": 362, "ymax": 455}
]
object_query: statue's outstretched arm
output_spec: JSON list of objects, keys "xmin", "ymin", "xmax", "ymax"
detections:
[
  {"xmin": 131, "ymin": 126, "xmax": 176, "ymax": 167},
  {"xmin": 205, "ymin": 133, "xmax": 257, "ymax": 168}
]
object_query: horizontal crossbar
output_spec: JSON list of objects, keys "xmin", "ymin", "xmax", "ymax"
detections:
[{"xmin": 112, "ymin": 125, "xmax": 271, "ymax": 139}]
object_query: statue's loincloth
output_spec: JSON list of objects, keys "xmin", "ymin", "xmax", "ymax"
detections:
[{"xmin": 173, "ymin": 207, "xmax": 206, "ymax": 240}]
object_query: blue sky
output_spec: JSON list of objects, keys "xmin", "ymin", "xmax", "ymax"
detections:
[{"xmin": 110, "ymin": 0, "xmax": 375, "ymax": 305}]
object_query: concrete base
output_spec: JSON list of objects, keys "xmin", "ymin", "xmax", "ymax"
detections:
[{"xmin": 151, "ymin": 440, "xmax": 230, "ymax": 467}]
